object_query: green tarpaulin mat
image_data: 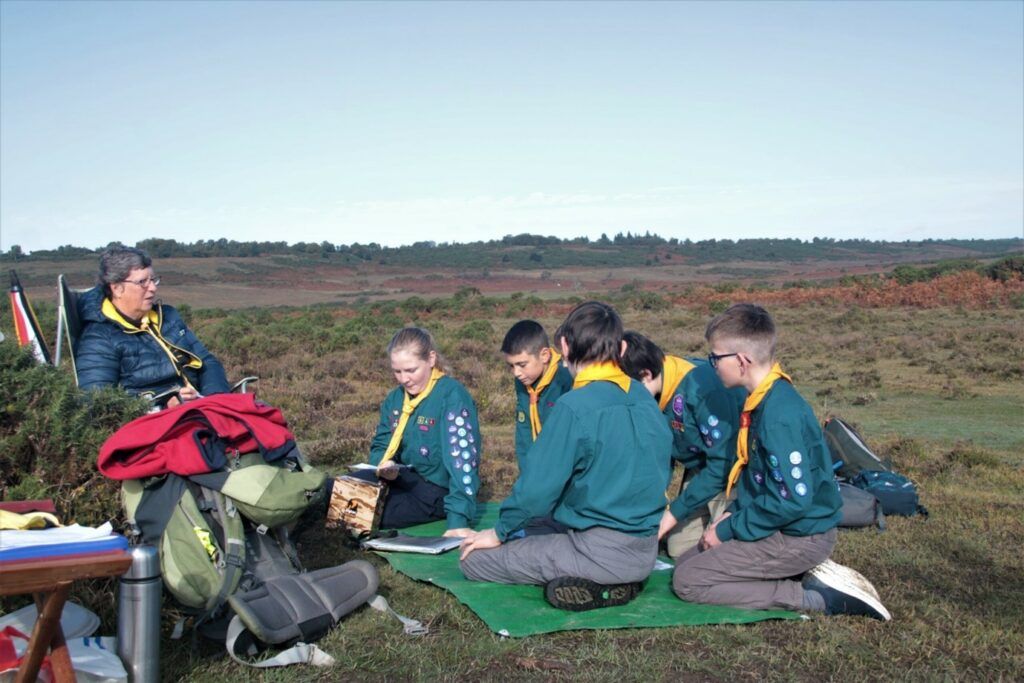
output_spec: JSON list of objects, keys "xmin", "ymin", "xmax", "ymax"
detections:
[{"xmin": 372, "ymin": 504, "xmax": 800, "ymax": 637}]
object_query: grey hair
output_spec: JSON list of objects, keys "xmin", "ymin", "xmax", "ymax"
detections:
[{"xmin": 98, "ymin": 247, "xmax": 152, "ymax": 297}]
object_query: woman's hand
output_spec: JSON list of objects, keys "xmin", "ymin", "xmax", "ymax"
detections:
[
  {"xmin": 443, "ymin": 527, "xmax": 473, "ymax": 538},
  {"xmin": 459, "ymin": 528, "xmax": 501, "ymax": 560},
  {"xmin": 376, "ymin": 464, "xmax": 400, "ymax": 481}
]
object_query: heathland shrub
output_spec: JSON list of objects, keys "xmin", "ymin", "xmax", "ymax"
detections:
[{"xmin": 0, "ymin": 341, "xmax": 146, "ymax": 523}]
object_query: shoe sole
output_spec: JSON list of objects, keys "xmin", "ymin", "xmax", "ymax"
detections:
[
  {"xmin": 545, "ymin": 578, "xmax": 640, "ymax": 611},
  {"xmin": 808, "ymin": 560, "xmax": 891, "ymax": 621}
]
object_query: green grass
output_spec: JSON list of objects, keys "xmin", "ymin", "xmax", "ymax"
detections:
[{"xmin": 3, "ymin": 296, "xmax": 1023, "ymax": 681}]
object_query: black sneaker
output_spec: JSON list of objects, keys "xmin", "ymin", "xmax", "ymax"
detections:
[
  {"xmin": 544, "ymin": 577, "xmax": 642, "ymax": 611},
  {"xmin": 803, "ymin": 560, "xmax": 891, "ymax": 621}
]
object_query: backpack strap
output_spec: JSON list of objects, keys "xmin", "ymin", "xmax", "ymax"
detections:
[{"xmin": 225, "ymin": 560, "xmax": 387, "ymax": 667}]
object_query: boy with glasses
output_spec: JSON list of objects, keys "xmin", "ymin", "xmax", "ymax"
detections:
[{"xmin": 673, "ymin": 303, "xmax": 890, "ymax": 620}]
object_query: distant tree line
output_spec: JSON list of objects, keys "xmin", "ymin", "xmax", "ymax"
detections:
[{"xmin": 3, "ymin": 233, "xmax": 1020, "ymax": 269}]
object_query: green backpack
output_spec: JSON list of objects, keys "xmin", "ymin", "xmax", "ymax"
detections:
[{"xmin": 122, "ymin": 452, "xmax": 327, "ymax": 611}]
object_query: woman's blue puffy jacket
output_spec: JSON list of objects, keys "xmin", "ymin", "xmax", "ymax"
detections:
[{"xmin": 74, "ymin": 287, "xmax": 229, "ymax": 398}]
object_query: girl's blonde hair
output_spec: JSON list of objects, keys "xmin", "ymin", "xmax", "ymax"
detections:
[{"xmin": 387, "ymin": 327, "xmax": 453, "ymax": 374}]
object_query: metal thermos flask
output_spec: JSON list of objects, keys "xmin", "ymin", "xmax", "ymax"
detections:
[{"xmin": 117, "ymin": 544, "xmax": 161, "ymax": 683}]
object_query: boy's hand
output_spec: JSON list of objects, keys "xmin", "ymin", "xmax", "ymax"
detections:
[
  {"xmin": 658, "ymin": 509, "xmax": 678, "ymax": 540},
  {"xmin": 377, "ymin": 464, "xmax": 400, "ymax": 481},
  {"xmin": 443, "ymin": 527, "xmax": 473, "ymax": 538},
  {"xmin": 459, "ymin": 528, "xmax": 501, "ymax": 560},
  {"xmin": 700, "ymin": 512, "xmax": 731, "ymax": 550}
]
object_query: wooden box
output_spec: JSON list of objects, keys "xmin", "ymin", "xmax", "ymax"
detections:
[{"xmin": 326, "ymin": 475, "xmax": 386, "ymax": 536}]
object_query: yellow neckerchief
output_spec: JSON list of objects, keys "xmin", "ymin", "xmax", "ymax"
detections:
[
  {"xmin": 527, "ymin": 348, "xmax": 564, "ymax": 441},
  {"xmin": 657, "ymin": 355, "xmax": 696, "ymax": 413},
  {"xmin": 379, "ymin": 368, "xmax": 445, "ymax": 468},
  {"xmin": 0, "ymin": 509, "xmax": 61, "ymax": 530},
  {"xmin": 572, "ymin": 361, "xmax": 632, "ymax": 392},
  {"xmin": 101, "ymin": 298, "xmax": 202, "ymax": 389},
  {"xmin": 725, "ymin": 362, "xmax": 793, "ymax": 496}
]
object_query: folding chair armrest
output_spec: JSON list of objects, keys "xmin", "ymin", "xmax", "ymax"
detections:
[{"xmin": 231, "ymin": 377, "xmax": 260, "ymax": 394}]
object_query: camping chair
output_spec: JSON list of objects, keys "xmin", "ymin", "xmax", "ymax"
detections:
[{"xmin": 55, "ymin": 274, "xmax": 257, "ymax": 398}]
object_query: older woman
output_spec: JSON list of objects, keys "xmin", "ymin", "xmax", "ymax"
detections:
[{"xmin": 75, "ymin": 246, "xmax": 229, "ymax": 406}]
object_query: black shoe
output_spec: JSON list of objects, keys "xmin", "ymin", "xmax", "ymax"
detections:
[
  {"xmin": 544, "ymin": 577, "xmax": 642, "ymax": 611},
  {"xmin": 803, "ymin": 560, "xmax": 891, "ymax": 621}
]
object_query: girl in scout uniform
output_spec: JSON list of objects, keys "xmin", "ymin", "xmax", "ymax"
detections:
[
  {"xmin": 356, "ymin": 327, "xmax": 480, "ymax": 537},
  {"xmin": 619, "ymin": 331, "xmax": 746, "ymax": 558},
  {"xmin": 672, "ymin": 304, "xmax": 890, "ymax": 620}
]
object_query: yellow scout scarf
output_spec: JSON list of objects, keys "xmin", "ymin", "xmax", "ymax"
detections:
[
  {"xmin": 378, "ymin": 368, "xmax": 445, "ymax": 468},
  {"xmin": 102, "ymin": 299, "xmax": 203, "ymax": 389},
  {"xmin": 657, "ymin": 355, "xmax": 696, "ymax": 413},
  {"xmin": 527, "ymin": 348, "xmax": 564, "ymax": 441},
  {"xmin": 572, "ymin": 361, "xmax": 632, "ymax": 392},
  {"xmin": 725, "ymin": 362, "xmax": 792, "ymax": 496}
]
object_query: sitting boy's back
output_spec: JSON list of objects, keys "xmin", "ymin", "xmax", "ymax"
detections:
[{"xmin": 498, "ymin": 377, "xmax": 671, "ymax": 539}]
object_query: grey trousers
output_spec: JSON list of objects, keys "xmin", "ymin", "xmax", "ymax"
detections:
[
  {"xmin": 672, "ymin": 528, "xmax": 837, "ymax": 611},
  {"xmin": 461, "ymin": 526, "xmax": 658, "ymax": 585}
]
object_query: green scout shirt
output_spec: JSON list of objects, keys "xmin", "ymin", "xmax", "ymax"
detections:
[
  {"xmin": 369, "ymin": 376, "xmax": 481, "ymax": 529},
  {"xmin": 663, "ymin": 359, "xmax": 747, "ymax": 521},
  {"xmin": 495, "ymin": 379, "xmax": 672, "ymax": 541},
  {"xmin": 512, "ymin": 361, "xmax": 574, "ymax": 467},
  {"xmin": 716, "ymin": 381, "xmax": 841, "ymax": 542}
]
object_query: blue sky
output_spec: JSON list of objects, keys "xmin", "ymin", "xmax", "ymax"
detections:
[{"xmin": 1, "ymin": 0, "xmax": 1022, "ymax": 253}]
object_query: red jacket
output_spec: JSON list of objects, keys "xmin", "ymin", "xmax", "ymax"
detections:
[{"xmin": 98, "ymin": 393, "xmax": 296, "ymax": 480}]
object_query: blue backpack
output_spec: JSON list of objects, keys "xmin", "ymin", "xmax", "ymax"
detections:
[{"xmin": 851, "ymin": 470, "xmax": 928, "ymax": 518}]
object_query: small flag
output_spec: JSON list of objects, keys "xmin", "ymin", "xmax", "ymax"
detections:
[{"xmin": 9, "ymin": 270, "xmax": 52, "ymax": 365}]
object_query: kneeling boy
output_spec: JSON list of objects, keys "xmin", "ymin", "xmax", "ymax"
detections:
[
  {"xmin": 673, "ymin": 304, "xmax": 890, "ymax": 620},
  {"xmin": 619, "ymin": 331, "xmax": 746, "ymax": 558},
  {"xmin": 460, "ymin": 302, "xmax": 672, "ymax": 611},
  {"xmin": 501, "ymin": 320, "xmax": 574, "ymax": 469}
]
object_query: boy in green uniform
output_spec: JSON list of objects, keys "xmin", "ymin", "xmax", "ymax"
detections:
[
  {"xmin": 619, "ymin": 331, "xmax": 746, "ymax": 558},
  {"xmin": 460, "ymin": 302, "xmax": 672, "ymax": 611},
  {"xmin": 501, "ymin": 320, "xmax": 574, "ymax": 469},
  {"xmin": 673, "ymin": 304, "xmax": 890, "ymax": 619}
]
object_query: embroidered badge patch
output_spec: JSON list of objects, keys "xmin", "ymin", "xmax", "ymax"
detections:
[
  {"xmin": 446, "ymin": 412, "xmax": 455, "ymax": 421},
  {"xmin": 464, "ymin": 486, "xmax": 474, "ymax": 495},
  {"xmin": 791, "ymin": 467, "xmax": 802, "ymax": 479},
  {"xmin": 459, "ymin": 439, "xmax": 468, "ymax": 448},
  {"xmin": 672, "ymin": 395, "xmax": 685, "ymax": 416},
  {"xmin": 753, "ymin": 472, "xmax": 765, "ymax": 485},
  {"xmin": 768, "ymin": 454, "xmax": 780, "ymax": 468},
  {"xmin": 462, "ymin": 475, "xmax": 472, "ymax": 485},
  {"xmin": 455, "ymin": 417, "xmax": 465, "ymax": 427},
  {"xmin": 771, "ymin": 469, "xmax": 783, "ymax": 482},
  {"xmin": 462, "ymin": 463, "xmax": 471, "ymax": 473},
  {"xmin": 670, "ymin": 420, "xmax": 684, "ymax": 432},
  {"xmin": 789, "ymin": 451, "xmax": 802, "ymax": 465},
  {"xmin": 711, "ymin": 429, "xmax": 721, "ymax": 440},
  {"xmin": 699, "ymin": 425, "xmax": 710, "ymax": 436},
  {"xmin": 795, "ymin": 482, "xmax": 808, "ymax": 496},
  {"xmin": 778, "ymin": 484, "xmax": 790, "ymax": 499},
  {"xmin": 707, "ymin": 415, "xmax": 719, "ymax": 427},
  {"xmin": 517, "ymin": 411, "xmax": 526, "ymax": 423},
  {"xmin": 419, "ymin": 446, "xmax": 429, "ymax": 457}
]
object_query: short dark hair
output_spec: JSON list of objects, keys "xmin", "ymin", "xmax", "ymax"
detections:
[
  {"xmin": 98, "ymin": 246, "xmax": 151, "ymax": 297},
  {"xmin": 501, "ymin": 320, "xmax": 550, "ymax": 355},
  {"xmin": 705, "ymin": 303, "xmax": 777, "ymax": 363},
  {"xmin": 556, "ymin": 301, "xmax": 623, "ymax": 365},
  {"xmin": 619, "ymin": 331, "xmax": 665, "ymax": 381}
]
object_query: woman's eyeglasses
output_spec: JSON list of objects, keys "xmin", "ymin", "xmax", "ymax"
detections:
[{"xmin": 123, "ymin": 276, "xmax": 161, "ymax": 288}]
